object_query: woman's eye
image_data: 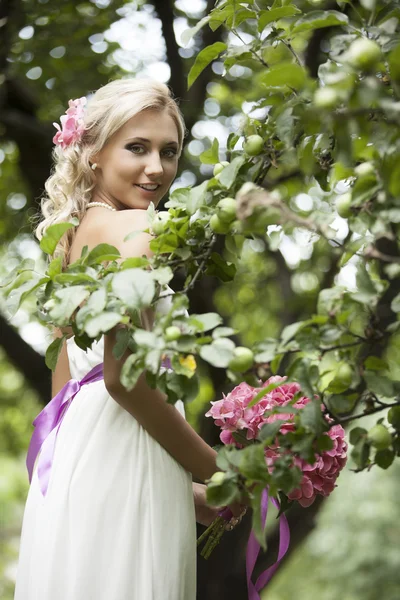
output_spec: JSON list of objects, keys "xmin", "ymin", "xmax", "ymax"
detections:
[
  {"xmin": 163, "ymin": 148, "xmax": 178, "ymax": 158},
  {"xmin": 127, "ymin": 144, "xmax": 144, "ymax": 154}
]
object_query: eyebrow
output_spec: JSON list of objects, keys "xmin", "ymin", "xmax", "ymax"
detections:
[{"xmin": 125, "ymin": 137, "xmax": 179, "ymax": 146}]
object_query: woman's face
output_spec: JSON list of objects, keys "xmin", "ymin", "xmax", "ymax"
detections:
[{"xmin": 92, "ymin": 109, "xmax": 180, "ymax": 210}]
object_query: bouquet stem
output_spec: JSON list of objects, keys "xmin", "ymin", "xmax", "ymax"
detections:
[{"xmin": 197, "ymin": 507, "xmax": 233, "ymax": 559}]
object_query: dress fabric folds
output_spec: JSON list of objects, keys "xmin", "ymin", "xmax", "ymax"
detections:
[{"xmin": 14, "ymin": 293, "xmax": 196, "ymax": 600}]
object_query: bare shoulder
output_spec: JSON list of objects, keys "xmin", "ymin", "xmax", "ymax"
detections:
[{"xmin": 83, "ymin": 208, "xmax": 153, "ymax": 261}]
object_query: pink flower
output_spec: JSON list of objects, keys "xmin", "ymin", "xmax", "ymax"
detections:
[
  {"xmin": 287, "ymin": 425, "xmax": 348, "ymax": 507},
  {"xmin": 53, "ymin": 97, "xmax": 87, "ymax": 149},
  {"xmin": 205, "ymin": 375, "xmax": 348, "ymax": 508}
]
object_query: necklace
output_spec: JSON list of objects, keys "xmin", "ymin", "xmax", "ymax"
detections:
[{"xmin": 86, "ymin": 201, "xmax": 117, "ymax": 212}]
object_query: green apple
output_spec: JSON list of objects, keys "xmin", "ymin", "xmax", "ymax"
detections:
[
  {"xmin": 152, "ymin": 212, "xmax": 171, "ymax": 235},
  {"xmin": 367, "ymin": 424, "xmax": 392, "ymax": 450},
  {"xmin": 336, "ymin": 363, "xmax": 352, "ymax": 388},
  {"xmin": 228, "ymin": 347, "xmax": 254, "ymax": 373},
  {"xmin": 216, "ymin": 198, "xmax": 237, "ymax": 223},
  {"xmin": 345, "ymin": 38, "xmax": 382, "ymax": 70},
  {"xmin": 388, "ymin": 406, "xmax": 400, "ymax": 430},
  {"xmin": 314, "ymin": 87, "xmax": 339, "ymax": 109},
  {"xmin": 165, "ymin": 326, "xmax": 181, "ymax": 342},
  {"xmin": 354, "ymin": 162, "xmax": 375, "ymax": 178},
  {"xmin": 213, "ymin": 161, "xmax": 230, "ymax": 177},
  {"xmin": 209, "ymin": 471, "xmax": 226, "ymax": 485},
  {"xmin": 335, "ymin": 192, "xmax": 352, "ymax": 218},
  {"xmin": 210, "ymin": 213, "xmax": 230, "ymax": 234},
  {"xmin": 243, "ymin": 135, "xmax": 264, "ymax": 156}
]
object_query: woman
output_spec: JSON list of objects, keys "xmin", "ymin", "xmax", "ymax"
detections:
[{"xmin": 14, "ymin": 78, "xmax": 245, "ymax": 600}]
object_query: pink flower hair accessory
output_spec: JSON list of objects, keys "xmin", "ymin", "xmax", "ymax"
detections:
[{"xmin": 53, "ymin": 97, "xmax": 87, "ymax": 149}]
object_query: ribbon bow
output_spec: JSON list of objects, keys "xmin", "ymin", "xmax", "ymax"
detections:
[{"xmin": 26, "ymin": 363, "xmax": 104, "ymax": 497}]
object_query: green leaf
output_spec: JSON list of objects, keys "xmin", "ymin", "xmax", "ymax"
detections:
[
  {"xmin": 389, "ymin": 43, "xmax": 400, "ymax": 83},
  {"xmin": 349, "ymin": 427, "xmax": 368, "ymax": 445},
  {"xmin": 258, "ymin": 6, "xmax": 301, "ymax": 32},
  {"xmin": 291, "ymin": 10, "xmax": 348, "ymax": 34},
  {"xmin": 351, "ymin": 438, "xmax": 370, "ymax": 469},
  {"xmin": 190, "ymin": 312, "xmax": 223, "ymax": 332},
  {"xmin": 280, "ymin": 320, "xmax": 307, "ymax": 346},
  {"xmin": 53, "ymin": 273, "xmax": 97, "ymax": 284},
  {"xmin": 254, "ymin": 339, "xmax": 278, "ymax": 363},
  {"xmin": 258, "ymin": 421, "xmax": 283, "ymax": 444},
  {"xmin": 112, "ymin": 269, "xmax": 155, "ymax": 310},
  {"xmin": 218, "ymin": 156, "xmax": 246, "ymax": 188},
  {"xmin": 364, "ymin": 356, "xmax": 389, "ymax": 371},
  {"xmin": 187, "ymin": 42, "xmax": 227, "ymax": 90},
  {"xmin": 120, "ymin": 353, "xmax": 144, "ymax": 391},
  {"xmin": 180, "ymin": 15, "xmax": 211, "ymax": 46},
  {"xmin": 199, "ymin": 338, "xmax": 235, "ymax": 368},
  {"xmin": 112, "ymin": 328, "xmax": 130, "ymax": 360},
  {"xmin": 206, "ymin": 480, "xmax": 237, "ymax": 506},
  {"xmin": 315, "ymin": 434, "xmax": 334, "ymax": 453},
  {"xmin": 199, "ymin": 138, "xmax": 220, "ymax": 165},
  {"xmin": 6, "ymin": 275, "xmax": 47, "ymax": 318},
  {"xmin": 76, "ymin": 288, "xmax": 108, "ymax": 327},
  {"xmin": 375, "ymin": 449, "xmax": 395, "ymax": 469},
  {"xmin": 206, "ymin": 252, "xmax": 236, "ymax": 282},
  {"xmin": 151, "ymin": 266, "xmax": 174, "ymax": 286},
  {"xmin": 261, "ymin": 62, "xmax": 306, "ymax": 91},
  {"xmin": 299, "ymin": 399, "xmax": 328, "ymax": 435},
  {"xmin": 239, "ymin": 444, "xmax": 270, "ymax": 481},
  {"xmin": 212, "ymin": 326, "xmax": 237, "ymax": 339},
  {"xmin": 187, "ymin": 180, "xmax": 209, "ymax": 215},
  {"xmin": 145, "ymin": 349, "xmax": 163, "ymax": 374},
  {"xmin": 49, "ymin": 286, "xmax": 91, "ymax": 326},
  {"xmin": 84, "ymin": 312, "xmax": 122, "ymax": 337},
  {"xmin": 391, "ymin": 292, "xmax": 400, "ymax": 313},
  {"xmin": 47, "ymin": 256, "xmax": 63, "ymax": 278},
  {"xmin": 165, "ymin": 371, "xmax": 199, "ymax": 402},
  {"xmin": 133, "ymin": 329, "xmax": 164, "ymax": 349},
  {"xmin": 250, "ymin": 483, "xmax": 268, "ymax": 551},
  {"xmin": 39, "ymin": 219, "xmax": 79, "ymax": 255},
  {"xmin": 364, "ymin": 371, "xmax": 395, "ymax": 398},
  {"xmin": 247, "ymin": 380, "xmax": 284, "ymax": 408},
  {"xmin": 45, "ymin": 336, "xmax": 65, "ymax": 371},
  {"xmin": 0, "ymin": 259, "xmax": 35, "ymax": 289},
  {"xmin": 327, "ymin": 393, "xmax": 358, "ymax": 414},
  {"xmin": 85, "ymin": 243, "xmax": 121, "ymax": 265}
]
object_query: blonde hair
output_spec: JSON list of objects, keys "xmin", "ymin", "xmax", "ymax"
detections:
[{"xmin": 34, "ymin": 78, "xmax": 186, "ymax": 269}]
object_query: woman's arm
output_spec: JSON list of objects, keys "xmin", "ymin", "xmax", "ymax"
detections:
[
  {"xmin": 104, "ymin": 324, "xmax": 218, "ymax": 482},
  {"xmin": 51, "ymin": 326, "xmax": 72, "ymax": 397},
  {"xmin": 101, "ymin": 210, "xmax": 219, "ymax": 482}
]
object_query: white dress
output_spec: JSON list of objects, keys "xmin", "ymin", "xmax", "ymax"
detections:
[{"xmin": 14, "ymin": 294, "xmax": 197, "ymax": 599}]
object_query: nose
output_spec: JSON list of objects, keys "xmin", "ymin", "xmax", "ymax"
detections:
[{"xmin": 144, "ymin": 151, "xmax": 164, "ymax": 179}]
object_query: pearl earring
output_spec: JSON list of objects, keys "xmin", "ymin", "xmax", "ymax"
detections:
[{"xmin": 91, "ymin": 163, "xmax": 97, "ymax": 171}]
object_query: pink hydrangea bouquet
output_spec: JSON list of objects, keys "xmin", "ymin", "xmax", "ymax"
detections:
[{"xmin": 198, "ymin": 375, "xmax": 347, "ymax": 558}]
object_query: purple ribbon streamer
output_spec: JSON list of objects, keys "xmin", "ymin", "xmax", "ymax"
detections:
[
  {"xmin": 219, "ymin": 488, "xmax": 290, "ymax": 599},
  {"xmin": 26, "ymin": 362, "xmax": 105, "ymax": 497},
  {"xmin": 26, "ymin": 355, "xmax": 173, "ymax": 498}
]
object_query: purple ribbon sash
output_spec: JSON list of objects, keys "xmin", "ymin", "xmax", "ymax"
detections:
[
  {"xmin": 219, "ymin": 488, "xmax": 290, "ymax": 599},
  {"xmin": 26, "ymin": 355, "xmax": 173, "ymax": 498},
  {"xmin": 26, "ymin": 362, "xmax": 104, "ymax": 497}
]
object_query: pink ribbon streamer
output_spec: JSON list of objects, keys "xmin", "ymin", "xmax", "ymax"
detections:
[
  {"xmin": 219, "ymin": 488, "xmax": 290, "ymax": 599},
  {"xmin": 26, "ymin": 363, "xmax": 104, "ymax": 497}
]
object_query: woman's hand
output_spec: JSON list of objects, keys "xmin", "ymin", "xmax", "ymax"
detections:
[
  {"xmin": 193, "ymin": 482, "xmax": 222, "ymax": 527},
  {"xmin": 192, "ymin": 482, "xmax": 247, "ymax": 530}
]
